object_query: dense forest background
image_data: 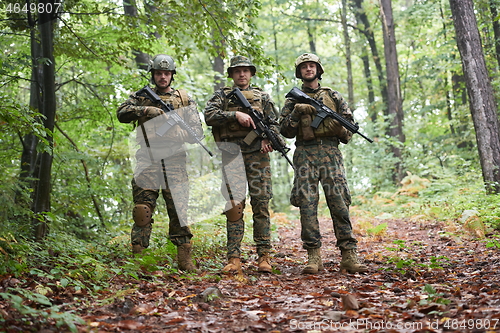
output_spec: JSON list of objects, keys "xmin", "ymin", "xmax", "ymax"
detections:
[
  {"xmin": 1, "ymin": 0, "xmax": 500, "ymax": 330},
  {"xmin": 1, "ymin": 0, "xmax": 500, "ymax": 241}
]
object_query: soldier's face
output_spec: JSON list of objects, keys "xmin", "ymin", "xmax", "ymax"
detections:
[
  {"xmin": 154, "ymin": 70, "xmax": 173, "ymax": 91},
  {"xmin": 230, "ymin": 67, "xmax": 252, "ymax": 89},
  {"xmin": 299, "ymin": 62, "xmax": 318, "ymax": 82}
]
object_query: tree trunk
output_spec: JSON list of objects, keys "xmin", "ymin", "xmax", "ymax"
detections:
[
  {"xmin": 307, "ymin": 23, "xmax": 316, "ymax": 54},
  {"xmin": 123, "ymin": 0, "xmax": 150, "ymax": 71},
  {"xmin": 32, "ymin": 1, "xmax": 57, "ymax": 240},
  {"xmin": 489, "ymin": 0, "xmax": 500, "ymax": 70},
  {"xmin": 211, "ymin": 31, "xmax": 225, "ymax": 92},
  {"xmin": 17, "ymin": 10, "xmax": 41, "ymax": 207},
  {"xmin": 380, "ymin": 0, "xmax": 405, "ymax": 183},
  {"xmin": 449, "ymin": 0, "xmax": 500, "ymax": 194},
  {"xmin": 350, "ymin": 0, "xmax": 388, "ymax": 120},
  {"xmin": 342, "ymin": 0, "xmax": 354, "ymax": 107}
]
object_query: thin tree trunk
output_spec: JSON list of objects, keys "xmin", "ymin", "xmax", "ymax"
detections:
[
  {"xmin": 342, "ymin": 0, "xmax": 354, "ymax": 107},
  {"xmin": 489, "ymin": 0, "xmax": 500, "ymax": 70},
  {"xmin": 307, "ymin": 23, "xmax": 316, "ymax": 54},
  {"xmin": 350, "ymin": 0, "xmax": 388, "ymax": 119},
  {"xmin": 123, "ymin": 0, "xmax": 150, "ymax": 71},
  {"xmin": 32, "ymin": 2, "xmax": 57, "ymax": 240},
  {"xmin": 55, "ymin": 123, "xmax": 105, "ymax": 226},
  {"xmin": 380, "ymin": 0, "xmax": 405, "ymax": 183},
  {"xmin": 17, "ymin": 9, "xmax": 41, "ymax": 207},
  {"xmin": 212, "ymin": 32, "xmax": 225, "ymax": 92},
  {"xmin": 449, "ymin": 0, "xmax": 500, "ymax": 194}
]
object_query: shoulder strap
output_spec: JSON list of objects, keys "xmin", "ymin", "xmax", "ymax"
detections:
[
  {"xmin": 221, "ymin": 87, "xmax": 233, "ymax": 111},
  {"xmin": 175, "ymin": 89, "xmax": 189, "ymax": 107},
  {"xmin": 313, "ymin": 87, "xmax": 331, "ymax": 99}
]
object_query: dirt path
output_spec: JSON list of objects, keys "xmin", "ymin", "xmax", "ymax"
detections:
[
  {"xmin": 2, "ymin": 215, "xmax": 499, "ymax": 332},
  {"xmin": 75, "ymin": 216, "xmax": 500, "ymax": 332}
]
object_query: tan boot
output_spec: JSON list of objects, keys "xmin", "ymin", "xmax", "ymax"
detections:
[
  {"xmin": 257, "ymin": 254, "xmax": 272, "ymax": 273},
  {"xmin": 222, "ymin": 257, "xmax": 241, "ymax": 273},
  {"xmin": 340, "ymin": 249, "xmax": 368, "ymax": 273},
  {"xmin": 132, "ymin": 244, "xmax": 145, "ymax": 254},
  {"xmin": 302, "ymin": 248, "xmax": 324, "ymax": 274},
  {"xmin": 177, "ymin": 243, "xmax": 198, "ymax": 272}
]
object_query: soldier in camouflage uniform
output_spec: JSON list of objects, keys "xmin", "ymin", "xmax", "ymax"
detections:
[
  {"xmin": 279, "ymin": 53, "xmax": 368, "ymax": 274},
  {"xmin": 117, "ymin": 54, "xmax": 203, "ymax": 272},
  {"xmin": 204, "ymin": 55, "xmax": 279, "ymax": 273}
]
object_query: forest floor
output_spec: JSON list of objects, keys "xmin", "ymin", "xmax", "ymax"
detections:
[{"xmin": 2, "ymin": 212, "xmax": 500, "ymax": 332}]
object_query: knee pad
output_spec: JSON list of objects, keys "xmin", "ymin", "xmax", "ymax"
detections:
[
  {"xmin": 133, "ymin": 204, "xmax": 152, "ymax": 227},
  {"xmin": 224, "ymin": 200, "xmax": 245, "ymax": 222}
]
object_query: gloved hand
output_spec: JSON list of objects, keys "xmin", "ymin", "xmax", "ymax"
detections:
[
  {"xmin": 144, "ymin": 106, "xmax": 164, "ymax": 118},
  {"xmin": 164, "ymin": 124, "xmax": 191, "ymax": 142},
  {"xmin": 294, "ymin": 104, "xmax": 316, "ymax": 115},
  {"xmin": 324, "ymin": 117, "xmax": 348, "ymax": 138}
]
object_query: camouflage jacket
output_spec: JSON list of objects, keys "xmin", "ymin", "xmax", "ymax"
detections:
[
  {"xmin": 279, "ymin": 84, "xmax": 354, "ymax": 144},
  {"xmin": 204, "ymin": 85, "xmax": 280, "ymax": 154}
]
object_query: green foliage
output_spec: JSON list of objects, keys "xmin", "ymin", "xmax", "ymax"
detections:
[
  {"xmin": 0, "ymin": 289, "xmax": 85, "ymax": 332},
  {"xmin": 420, "ymin": 284, "xmax": 451, "ymax": 306},
  {"xmin": 484, "ymin": 234, "xmax": 500, "ymax": 249},
  {"xmin": 383, "ymin": 239, "xmax": 450, "ymax": 274},
  {"xmin": 366, "ymin": 222, "xmax": 388, "ymax": 236}
]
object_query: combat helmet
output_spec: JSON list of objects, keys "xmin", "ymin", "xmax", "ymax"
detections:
[
  {"xmin": 148, "ymin": 54, "xmax": 176, "ymax": 74},
  {"xmin": 227, "ymin": 55, "xmax": 256, "ymax": 77},
  {"xmin": 294, "ymin": 53, "xmax": 324, "ymax": 79}
]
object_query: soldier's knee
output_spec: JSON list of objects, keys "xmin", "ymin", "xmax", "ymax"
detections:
[
  {"xmin": 133, "ymin": 204, "xmax": 153, "ymax": 227},
  {"xmin": 224, "ymin": 200, "xmax": 245, "ymax": 222}
]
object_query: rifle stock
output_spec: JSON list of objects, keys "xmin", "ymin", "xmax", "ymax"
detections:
[{"xmin": 285, "ymin": 87, "xmax": 373, "ymax": 143}]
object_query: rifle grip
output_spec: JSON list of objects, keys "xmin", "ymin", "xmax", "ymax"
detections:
[{"xmin": 310, "ymin": 115, "xmax": 322, "ymax": 129}]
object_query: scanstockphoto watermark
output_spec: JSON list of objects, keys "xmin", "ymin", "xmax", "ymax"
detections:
[{"xmin": 289, "ymin": 318, "xmax": 424, "ymax": 331}]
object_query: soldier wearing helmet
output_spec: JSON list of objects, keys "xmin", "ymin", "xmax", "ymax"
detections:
[
  {"xmin": 279, "ymin": 53, "xmax": 368, "ymax": 275},
  {"xmin": 294, "ymin": 53, "xmax": 324, "ymax": 81},
  {"xmin": 204, "ymin": 55, "xmax": 280, "ymax": 274},
  {"xmin": 117, "ymin": 54, "xmax": 203, "ymax": 272}
]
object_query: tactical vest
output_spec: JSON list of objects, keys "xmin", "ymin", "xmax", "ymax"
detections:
[
  {"xmin": 298, "ymin": 87, "xmax": 338, "ymax": 140},
  {"xmin": 217, "ymin": 87, "xmax": 263, "ymax": 141},
  {"xmin": 136, "ymin": 89, "xmax": 189, "ymax": 143}
]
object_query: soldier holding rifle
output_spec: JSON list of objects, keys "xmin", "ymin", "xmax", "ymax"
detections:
[
  {"xmin": 204, "ymin": 55, "xmax": 281, "ymax": 274},
  {"xmin": 279, "ymin": 53, "xmax": 368, "ymax": 274},
  {"xmin": 117, "ymin": 54, "xmax": 203, "ymax": 272}
]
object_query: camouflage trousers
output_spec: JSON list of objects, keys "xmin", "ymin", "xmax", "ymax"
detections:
[
  {"xmin": 221, "ymin": 150, "xmax": 273, "ymax": 258},
  {"xmin": 290, "ymin": 141, "xmax": 357, "ymax": 251},
  {"xmin": 131, "ymin": 149, "xmax": 192, "ymax": 248}
]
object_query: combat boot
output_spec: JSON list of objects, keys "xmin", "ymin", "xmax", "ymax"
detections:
[
  {"xmin": 257, "ymin": 253, "xmax": 272, "ymax": 273},
  {"xmin": 340, "ymin": 249, "xmax": 368, "ymax": 273},
  {"xmin": 132, "ymin": 244, "xmax": 145, "ymax": 254},
  {"xmin": 302, "ymin": 248, "xmax": 324, "ymax": 274},
  {"xmin": 177, "ymin": 243, "xmax": 198, "ymax": 272},
  {"xmin": 222, "ymin": 257, "xmax": 241, "ymax": 273}
]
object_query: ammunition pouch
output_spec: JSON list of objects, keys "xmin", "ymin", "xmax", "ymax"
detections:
[
  {"xmin": 300, "ymin": 114, "xmax": 315, "ymax": 141},
  {"xmin": 218, "ymin": 88, "xmax": 263, "ymax": 142}
]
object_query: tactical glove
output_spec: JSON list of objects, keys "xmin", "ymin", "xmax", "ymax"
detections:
[
  {"xmin": 164, "ymin": 124, "xmax": 191, "ymax": 143},
  {"xmin": 294, "ymin": 103, "xmax": 316, "ymax": 115},
  {"xmin": 144, "ymin": 106, "xmax": 164, "ymax": 118},
  {"xmin": 325, "ymin": 117, "xmax": 349, "ymax": 140}
]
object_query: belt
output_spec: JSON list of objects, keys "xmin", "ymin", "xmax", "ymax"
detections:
[{"xmin": 295, "ymin": 137, "xmax": 339, "ymax": 147}]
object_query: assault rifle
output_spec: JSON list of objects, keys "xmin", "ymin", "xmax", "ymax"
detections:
[
  {"xmin": 227, "ymin": 88, "xmax": 295, "ymax": 170},
  {"xmin": 285, "ymin": 87, "xmax": 373, "ymax": 143},
  {"xmin": 136, "ymin": 86, "xmax": 213, "ymax": 156}
]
